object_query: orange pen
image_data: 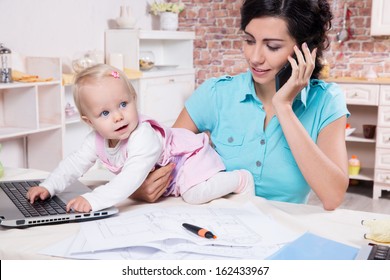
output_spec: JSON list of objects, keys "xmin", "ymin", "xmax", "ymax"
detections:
[{"xmin": 182, "ymin": 223, "xmax": 217, "ymax": 239}]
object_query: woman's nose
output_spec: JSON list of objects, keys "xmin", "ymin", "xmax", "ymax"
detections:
[{"xmin": 250, "ymin": 45, "xmax": 265, "ymax": 64}]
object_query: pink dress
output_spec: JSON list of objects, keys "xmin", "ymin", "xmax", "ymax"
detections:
[{"xmin": 95, "ymin": 115, "xmax": 225, "ymax": 196}]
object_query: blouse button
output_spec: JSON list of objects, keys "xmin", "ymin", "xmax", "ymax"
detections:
[
  {"xmin": 260, "ymin": 139, "xmax": 265, "ymax": 145},
  {"xmin": 256, "ymin": 161, "xmax": 262, "ymax": 167},
  {"xmin": 227, "ymin": 137, "xmax": 234, "ymax": 143}
]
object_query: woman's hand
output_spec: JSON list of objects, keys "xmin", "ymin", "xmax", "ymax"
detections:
[
  {"xmin": 130, "ymin": 163, "xmax": 175, "ymax": 203},
  {"xmin": 273, "ymin": 42, "xmax": 317, "ymax": 108}
]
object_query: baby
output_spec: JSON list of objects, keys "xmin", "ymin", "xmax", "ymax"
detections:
[{"xmin": 27, "ymin": 64, "xmax": 253, "ymax": 212}]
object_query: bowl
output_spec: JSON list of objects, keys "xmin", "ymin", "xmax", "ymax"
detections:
[
  {"xmin": 345, "ymin": 128, "xmax": 356, "ymax": 137},
  {"xmin": 139, "ymin": 51, "xmax": 155, "ymax": 71}
]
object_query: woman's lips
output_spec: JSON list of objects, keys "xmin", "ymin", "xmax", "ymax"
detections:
[{"xmin": 250, "ymin": 66, "xmax": 271, "ymax": 79}]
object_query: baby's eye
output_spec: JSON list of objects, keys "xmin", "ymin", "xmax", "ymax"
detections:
[
  {"xmin": 100, "ymin": 110, "xmax": 109, "ymax": 117},
  {"xmin": 120, "ymin": 101, "xmax": 127, "ymax": 108}
]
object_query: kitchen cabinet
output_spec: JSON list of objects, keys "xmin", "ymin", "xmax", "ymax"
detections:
[
  {"xmin": 331, "ymin": 79, "xmax": 390, "ymax": 199},
  {"xmin": 131, "ymin": 73, "xmax": 194, "ymax": 125},
  {"xmin": 105, "ymin": 29, "xmax": 195, "ymax": 126},
  {"xmin": 370, "ymin": 0, "xmax": 390, "ymax": 36}
]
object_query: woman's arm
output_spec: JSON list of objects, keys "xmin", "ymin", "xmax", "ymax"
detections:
[
  {"xmin": 173, "ymin": 108, "xmax": 199, "ymax": 132},
  {"xmin": 273, "ymin": 44, "xmax": 349, "ymax": 210},
  {"xmin": 276, "ymin": 105, "xmax": 349, "ymax": 210}
]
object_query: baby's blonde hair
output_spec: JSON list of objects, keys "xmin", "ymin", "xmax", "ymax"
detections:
[{"xmin": 73, "ymin": 64, "xmax": 137, "ymax": 116}]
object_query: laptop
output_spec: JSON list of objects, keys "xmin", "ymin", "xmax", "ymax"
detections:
[
  {"xmin": 355, "ymin": 243, "xmax": 390, "ymax": 260},
  {"xmin": 0, "ymin": 179, "xmax": 118, "ymax": 227}
]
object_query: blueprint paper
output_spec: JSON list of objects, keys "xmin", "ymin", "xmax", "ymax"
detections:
[
  {"xmin": 40, "ymin": 201, "xmax": 300, "ymax": 259},
  {"xmin": 76, "ymin": 202, "xmax": 298, "ymax": 253}
]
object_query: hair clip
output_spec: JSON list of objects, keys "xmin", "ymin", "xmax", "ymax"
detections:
[{"xmin": 111, "ymin": 71, "xmax": 120, "ymax": 79}]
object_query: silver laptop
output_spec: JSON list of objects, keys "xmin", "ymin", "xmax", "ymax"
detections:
[{"xmin": 0, "ymin": 179, "xmax": 118, "ymax": 227}]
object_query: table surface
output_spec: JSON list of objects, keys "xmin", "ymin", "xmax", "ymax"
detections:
[{"xmin": 1, "ymin": 167, "xmax": 389, "ymax": 260}]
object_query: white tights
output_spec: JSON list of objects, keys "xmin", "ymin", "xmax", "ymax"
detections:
[{"xmin": 181, "ymin": 170, "xmax": 250, "ymax": 204}]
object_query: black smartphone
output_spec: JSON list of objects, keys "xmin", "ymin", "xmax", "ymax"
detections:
[{"xmin": 275, "ymin": 62, "xmax": 292, "ymax": 91}]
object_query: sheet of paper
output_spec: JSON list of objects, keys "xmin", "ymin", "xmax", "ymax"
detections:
[
  {"xmin": 40, "ymin": 200, "xmax": 300, "ymax": 259},
  {"xmin": 41, "ymin": 234, "xmax": 283, "ymax": 260},
  {"xmin": 75, "ymin": 201, "xmax": 298, "ymax": 253}
]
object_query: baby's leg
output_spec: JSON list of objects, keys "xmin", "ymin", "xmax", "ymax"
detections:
[{"xmin": 181, "ymin": 170, "xmax": 253, "ymax": 204}]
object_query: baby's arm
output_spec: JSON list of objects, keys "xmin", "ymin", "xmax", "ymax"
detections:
[{"xmin": 39, "ymin": 132, "xmax": 98, "ymax": 197}]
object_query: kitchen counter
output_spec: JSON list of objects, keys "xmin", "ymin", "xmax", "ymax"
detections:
[{"xmin": 325, "ymin": 76, "xmax": 390, "ymax": 85}]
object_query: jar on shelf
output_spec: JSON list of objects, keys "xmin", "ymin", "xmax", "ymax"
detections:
[
  {"xmin": 139, "ymin": 51, "xmax": 155, "ymax": 71},
  {"xmin": 0, "ymin": 43, "xmax": 13, "ymax": 83}
]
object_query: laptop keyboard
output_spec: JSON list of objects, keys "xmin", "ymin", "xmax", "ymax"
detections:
[
  {"xmin": 0, "ymin": 181, "xmax": 67, "ymax": 217},
  {"xmin": 368, "ymin": 244, "xmax": 390, "ymax": 260}
]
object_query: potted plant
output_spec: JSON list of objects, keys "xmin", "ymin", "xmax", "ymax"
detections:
[{"xmin": 150, "ymin": 1, "xmax": 185, "ymax": 31}]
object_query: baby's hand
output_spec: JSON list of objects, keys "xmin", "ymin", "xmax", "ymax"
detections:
[
  {"xmin": 26, "ymin": 186, "xmax": 50, "ymax": 204},
  {"xmin": 66, "ymin": 196, "xmax": 92, "ymax": 213}
]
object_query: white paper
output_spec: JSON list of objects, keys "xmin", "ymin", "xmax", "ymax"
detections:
[{"xmin": 40, "ymin": 200, "xmax": 300, "ymax": 259}]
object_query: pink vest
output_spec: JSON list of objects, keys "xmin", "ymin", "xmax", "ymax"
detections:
[{"xmin": 95, "ymin": 115, "xmax": 226, "ymax": 196}]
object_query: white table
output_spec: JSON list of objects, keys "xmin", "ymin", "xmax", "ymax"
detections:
[{"xmin": 1, "ymin": 167, "xmax": 389, "ymax": 260}]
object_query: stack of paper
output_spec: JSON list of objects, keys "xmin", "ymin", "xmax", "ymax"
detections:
[{"xmin": 39, "ymin": 200, "xmax": 301, "ymax": 260}]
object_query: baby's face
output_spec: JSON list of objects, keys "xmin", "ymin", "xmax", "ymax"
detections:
[{"xmin": 80, "ymin": 77, "xmax": 138, "ymax": 146}]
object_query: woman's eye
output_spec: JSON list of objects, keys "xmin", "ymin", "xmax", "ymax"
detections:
[
  {"xmin": 100, "ymin": 111, "xmax": 109, "ymax": 117},
  {"xmin": 244, "ymin": 39, "xmax": 256, "ymax": 45},
  {"xmin": 267, "ymin": 45, "xmax": 281, "ymax": 52},
  {"xmin": 120, "ymin": 101, "xmax": 127, "ymax": 108}
]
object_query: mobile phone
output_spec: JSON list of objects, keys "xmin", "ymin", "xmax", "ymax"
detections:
[{"xmin": 275, "ymin": 62, "xmax": 292, "ymax": 91}]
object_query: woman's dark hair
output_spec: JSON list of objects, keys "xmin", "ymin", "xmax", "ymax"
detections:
[{"xmin": 240, "ymin": 0, "xmax": 333, "ymax": 79}]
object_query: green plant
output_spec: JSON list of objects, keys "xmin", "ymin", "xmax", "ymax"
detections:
[{"xmin": 150, "ymin": 1, "xmax": 185, "ymax": 15}]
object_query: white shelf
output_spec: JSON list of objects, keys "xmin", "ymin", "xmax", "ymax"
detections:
[
  {"xmin": 138, "ymin": 30, "xmax": 195, "ymax": 40},
  {"xmin": 105, "ymin": 29, "xmax": 195, "ymax": 126},
  {"xmin": 0, "ymin": 57, "xmax": 64, "ymax": 171},
  {"xmin": 346, "ymin": 134, "xmax": 376, "ymax": 143},
  {"xmin": 0, "ymin": 80, "xmax": 61, "ymax": 90},
  {"xmin": 0, "ymin": 127, "xmax": 35, "ymax": 139},
  {"xmin": 339, "ymin": 81, "xmax": 390, "ymax": 199},
  {"xmin": 65, "ymin": 115, "xmax": 82, "ymax": 125},
  {"xmin": 105, "ymin": 29, "xmax": 194, "ymax": 72},
  {"xmin": 349, "ymin": 168, "xmax": 374, "ymax": 181},
  {"xmin": 140, "ymin": 68, "xmax": 195, "ymax": 78}
]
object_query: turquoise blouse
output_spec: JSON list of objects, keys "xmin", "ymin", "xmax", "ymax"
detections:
[{"xmin": 185, "ymin": 70, "xmax": 349, "ymax": 203}]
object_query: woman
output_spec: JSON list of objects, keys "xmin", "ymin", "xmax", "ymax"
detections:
[{"xmin": 132, "ymin": 0, "xmax": 349, "ymax": 210}]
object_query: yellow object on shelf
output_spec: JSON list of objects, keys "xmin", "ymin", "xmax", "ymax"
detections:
[
  {"xmin": 12, "ymin": 70, "xmax": 53, "ymax": 83},
  {"xmin": 348, "ymin": 155, "xmax": 360, "ymax": 176},
  {"xmin": 62, "ymin": 73, "xmax": 75, "ymax": 85},
  {"xmin": 124, "ymin": 67, "xmax": 143, "ymax": 79}
]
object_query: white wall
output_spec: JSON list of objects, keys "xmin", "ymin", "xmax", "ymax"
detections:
[{"xmin": 0, "ymin": 0, "xmax": 156, "ymax": 71}]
